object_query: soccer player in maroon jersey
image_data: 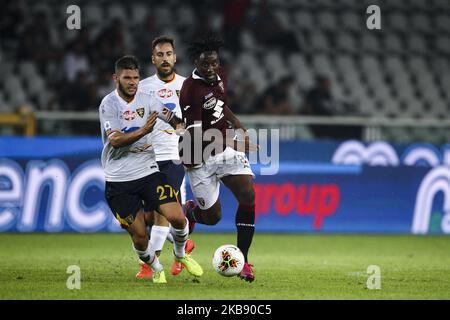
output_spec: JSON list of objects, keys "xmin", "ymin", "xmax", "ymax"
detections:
[{"xmin": 179, "ymin": 36, "xmax": 257, "ymax": 282}]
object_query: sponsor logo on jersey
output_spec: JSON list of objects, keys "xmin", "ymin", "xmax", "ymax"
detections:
[
  {"xmin": 157, "ymin": 88, "xmax": 173, "ymax": 99},
  {"xmin": 205, "ymin": 92, "xmax": 214, "ymax": 99},
  {"xmin": 164, "ymin": 102, "xmax": 176, "ymax": 110},
  {"xmin": 136, "ymin": 107, "xmax": 145, "ymax": 118},
  {"xmin": 203, "ymin": 97, "xmax": 217, "ymax": 110},
  {"xmin": 218, "ymin": 81, "xmax": 224, "ymax": 93},
  {"xmin": 123, "ymin": 110, "xmax": 136, "ymax": 121},
  {"xmin": 121, "ymin": 126, "xmax": 140, "ymax": 133}
]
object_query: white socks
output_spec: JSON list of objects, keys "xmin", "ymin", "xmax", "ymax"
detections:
[
  {"xmin": 166, "ymin": 232, "xmax": 174, "ymax": 244},
  {"xmin": 133, "ymin": 245, "xmax": 163, "ymax": 272},
  {"xmin": 170, "ymin": 217, "xmax": 189, "ymax": 258},
  {"xmin": 149, "ymin": 226, "xmax": 170, "ymax": 254}
]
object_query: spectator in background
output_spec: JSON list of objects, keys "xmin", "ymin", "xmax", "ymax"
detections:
[
  {"xmin": 222, "ymin": 0, "xmax": 251, "ymax": 54},
  {"xmin": 95, "ymin": 69, "xmax": 115, "ymax": 106},
  {"xmin": 62, "ymin": 39, "xmax": 91, "ymax": 83},
  {"xmin": 60, "ymin": 71, "xmax": 97, "ymax": 111},
  {"xmin": 247, "ymin": 0, "xmax": 300, "ymax": 53},
  {"xmin": 255, "ymin": 75, "xmax": 296, "ymax": 115},
  {"xmin": 92, "ymin": 18, "xmax": 130, "ymax": 73},
  {"xmin": 17, "ymin": 9, "xmax": 59, "ymax": 73},
  {"xmin": 303, "ymin": 75, "xmax": 340, "ymax": 116},
  {"xmin": 220, "ymin": 60, "xmax": 258, "ymax": 114},
  {"xmin": 303, "ymin": 75, "xmax": 361, "ymax": 139},
  {"xmin": 0, "ymin": 0, "xmax": 26, "ymax": 49},
  {"xmin": 134, "ymin": 12, "xmax": 161, "ymax": 64},
  {"xmin": 227, "ymin": 80, "xmax": 258, "ymax": 114}
]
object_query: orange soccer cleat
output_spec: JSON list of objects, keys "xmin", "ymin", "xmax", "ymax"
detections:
[{"xmin": 171, "ymin": 239, "xmax": 195, "ymax": 276}]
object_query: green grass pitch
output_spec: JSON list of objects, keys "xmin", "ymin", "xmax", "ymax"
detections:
[{"xmin": 0, "ymin": 233, "xmax": 449, "ymax": 299}]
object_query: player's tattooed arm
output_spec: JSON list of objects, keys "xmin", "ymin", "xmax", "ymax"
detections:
[{"xmin": 108, "ymin": 111, "xmax": 158, "ymax": 148}]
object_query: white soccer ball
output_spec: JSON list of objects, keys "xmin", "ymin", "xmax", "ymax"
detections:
[{"xmin": 212, "ymin": 244, "xmax": 245, "ymax": 277}]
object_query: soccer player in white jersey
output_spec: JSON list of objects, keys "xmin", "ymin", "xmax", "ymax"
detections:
[
  {"xmin": 134, "ymin": 36, "xmax": 196, "ymax": 279},
  {"xmin": 99, "ymin": 55, "xmax": 203, "ymax": 284}
]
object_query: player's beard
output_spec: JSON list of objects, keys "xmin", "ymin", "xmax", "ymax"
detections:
[
  {"xmin": 157, "ymin": 64, "xmax": 174, "ymax": 79},
  {"xmin": 118, "ymin": 80, "xmax": 136, "ymax": 101}
]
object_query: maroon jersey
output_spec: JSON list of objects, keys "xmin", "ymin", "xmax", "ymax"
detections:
[{"xmin": 179, "ymin": 68, "xmax": 231, "ymax": 166}]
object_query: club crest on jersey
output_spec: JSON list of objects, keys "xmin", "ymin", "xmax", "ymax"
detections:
[
  {"xmin": 136, "ymin": 107, "xmax": 145, "ymax": 118},
  {"xmin": 158, "ymin": 88, "xmax": 173, "ymax": 99},
  {"xmin": 218, "ymin": 81, "xmax": 224, "ymax": 93},
  {"xmin": 203, "ymin": 97, "xmax": 217, "ymax": 110},
  {"xmin": 176, "ymin": 90, "xmax": 180, "ymax": 98},
  {"xmin": 124, "ymin": 214, "xmax": 135, "ymax": 225}
]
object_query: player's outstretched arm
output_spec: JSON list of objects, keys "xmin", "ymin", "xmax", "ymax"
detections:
[
  {"xmin": 108, "ymin": 111, "xmax": 158, "ymax": 149},
  {"xmin": 222, "ymin": 105, "xmax": 259, "ymax": 152},
  {"xmin": 223, "ymin": 105, "xmax": 246, "ymax": 131},
  {"xmin": 225, "ymin": 135, "xmax": 259, "ymax": 153}
]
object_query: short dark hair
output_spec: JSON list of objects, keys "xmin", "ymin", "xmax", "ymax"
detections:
[
  {"xmin": 152, "ymin": 35, "xmax": 175, "ymax": 52},
  {"xmin": 114, "ymin": 55, "xmax": 139, "ymax": 73},
  {"xmin": 188, "ymin": 34, "xmax": 224, "ymax": 62}
]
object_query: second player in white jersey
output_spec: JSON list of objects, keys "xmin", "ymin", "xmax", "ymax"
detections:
[
  {"xmin": 99, "ymin": 89, "xmax": 173, "ymax": 182},
  {"xmin": 133, "ymin": 36, "xmax": 195, "ymax": 280},
  {"xmin": 139, "ymin": 73, "xmax": 186, "ymax": 162}
]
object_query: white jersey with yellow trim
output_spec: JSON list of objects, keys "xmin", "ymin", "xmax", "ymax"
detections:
[
  {"xmin": 99, "ymin": 89, "xmax": 173, "ymax": 182},
  {"xmin": 139, "ymin": 73, "xmax": 186, "ymax": 162}
]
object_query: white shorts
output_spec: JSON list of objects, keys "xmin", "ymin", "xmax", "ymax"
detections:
[{"xmin": 186, "ymin": 147, "xmax": 255, "ymax": 210}]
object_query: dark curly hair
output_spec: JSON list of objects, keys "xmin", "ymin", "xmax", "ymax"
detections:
[{"xmin": 187, "ymin": 34, "xmax": 224, "ymax": 62}]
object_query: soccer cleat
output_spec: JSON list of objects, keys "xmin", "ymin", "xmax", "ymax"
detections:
[
  {"xmin": 184, "ymin": 200, "xmax": 197, "ymax": 234},
  {"xmin": 171, "ymin": 239, "xmax": 196, "ymax": 276},
  {"xmin": 175, "ymin": 253, "xmax": 203, "ymax": 277},
  {"xmin": 152, "ymin": 269, "xmax": 167, "ymax": 284},
  {"xmin": 239, "ymin": 263, "xmax": 255, "ymax": 282},
  {"xmin": 135, "ymin": 262, "xmax": 153, "ymax": 279},
  {"xmin": 171, "ymin": 260, "xmax": 183, "ymax": 276}
]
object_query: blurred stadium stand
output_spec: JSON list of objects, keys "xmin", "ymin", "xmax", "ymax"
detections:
[{"xmin": 0, "ymin": 0, "xmax": 449, "ymax": 142}]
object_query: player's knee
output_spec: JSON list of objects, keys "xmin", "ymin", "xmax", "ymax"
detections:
[
  {"xmin": 205, "ymin": 211, "xmax": 221, "ymax": 225},
  {"xmin": 239, "ymin": 187, "xmax": 255, "ymax": 205},
  {"xmin": 170, "ymin": 215, "xmax": 186, "ymax": 229}
]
